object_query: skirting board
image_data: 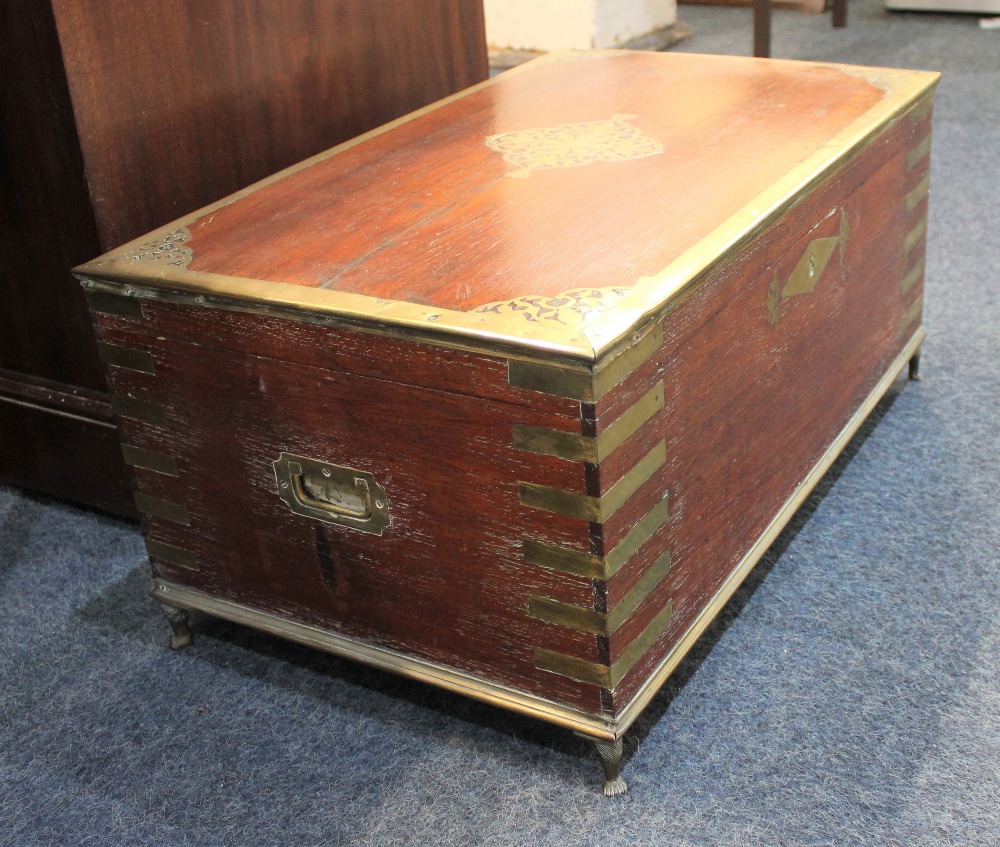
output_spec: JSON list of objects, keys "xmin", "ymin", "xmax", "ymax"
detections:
[{"xmin": 886, "ymin": 0, "xmax": 1000, "ymax": 12}]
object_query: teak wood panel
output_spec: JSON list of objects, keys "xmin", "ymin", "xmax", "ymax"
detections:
[
  {"xmin": 95, "ymin": 323, "xmax": 615, "ymax": 713},
  {"xmin": 175, "ymin": 54, "xmax": 888, "ymax": 311},
  {"xmin": 597, "ymin": 105, "xmax": 932, "ymax": 712}
]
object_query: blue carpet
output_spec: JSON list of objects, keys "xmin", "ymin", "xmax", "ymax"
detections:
[{"xmin": 2, "ymin": 1, "xmax": 999, "ymax": 844}]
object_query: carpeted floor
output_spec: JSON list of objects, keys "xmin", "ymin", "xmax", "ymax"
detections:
[{"xmin": 2, "ymin": 2, "xmax": 998, "ymax": 844}]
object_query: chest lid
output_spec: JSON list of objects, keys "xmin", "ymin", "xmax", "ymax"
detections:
[{"xmin": 75, "ymin": 51, "xmax": 938, "ymax": 367}]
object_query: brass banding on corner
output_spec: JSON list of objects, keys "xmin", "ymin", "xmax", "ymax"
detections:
[
  {"xmin": 135, "ymin": 493, "xmax": 190, "ymax": 525},
  {"xmin": 899, "ymin": 295, "xmax": 924, "ymax": 335},
  {"xmin": 904, "ymin": 219, "xmax": 927, "ymax": 255},
  {"xmin": 98, "ymin": 342, "xmax": 156, "ymax": 374},
  {"xmin": 86, "ymin": 291, "xmax": 144, "ymax": 319},
  {"xmin": 907, "ymin": 94, "xmax": 934, "ymax": 124},
  {"xmin": 523, "ymin": 497, "xmax": 669, "ymax": 579},
  {"xmin": 534, "ymin": 600, "xmax": 674, "ymax": 687},
  {"xmin": 529, "ymin": 550, "xmax": 672, "ymax": 635},
  {"xmin": 901, "ymin": 258, "xmax": 924, "ymax": 296},
  {"xmin": 122, "ymin": 445, "xmax": 179, "ymax": 476},
  {"xmin": 519, "ymin": 441, "xmax": 665, "ymax": 521},
  {"xmin": 145, "ymin": 539, "xmax": 198, "ymax": 570},
  {"xmin": 513, "ymin": 381, "xmax": 664, "ymax": 462},
  {"xmin": 112, "ymin": 396, "xmax": 168, "ymax": 427},
  {"xmin": 905, "ymin": 174, "xmax": 930, "ymax": 213},
  {"xmin": 508, "ymin": 325, "xmax": 663, "ymax": 402},
  {"xmin": 906, "ymin": 135, "xmax": 931, "ymax": 171}
]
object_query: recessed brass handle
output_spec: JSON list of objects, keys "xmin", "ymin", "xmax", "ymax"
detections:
[{"xmin": 273, "ymin": 452, "xmax": 391, "ymax": 535}]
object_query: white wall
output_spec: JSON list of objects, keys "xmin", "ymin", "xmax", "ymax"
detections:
[{"xmin": 484, "ymin": 0, "xmax": 677, "ymax": 51}]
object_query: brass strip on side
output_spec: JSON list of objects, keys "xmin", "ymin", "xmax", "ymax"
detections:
[
  {"xmin": 98, "ymin": 342, "xmax": 156, "ymax": 374},
  {"xmin": 507, "ymin": 325, "xmax": 663, "ymax": 402},
  {"xmin": 518, "ymin": 441, "xmax": 665, "ymax": 522},
  {"xmin": 151, "ymin": 580, "xmax": 619, "ymax": 739},
  {"xmin": 901, "ymin": 258, "xmax": 925, "ymax": 296},
  {"xmin": 908, "ymin": 93, "xmax": 935, "ymax": 124},
  {"xmin": 534, "ymin": 600, "xmax": 674, "ymax": 687},
  {"xmin": 904, "ymin": 218, "xmax": 928, "ymax": 255},
  {"xmin": 135, "ymin": 494, "xmax": 190, "ymax": 525},
  {"xmin": 900, "ymin": 295, "xmax": 924, "ymax": 335},
  {"xmin": 528, "ymin": 550, "xmax": 672, "ymax": 635},
  {"xmin": 86, "ymin": 291, "xmax": 144, "ymax": 319},
  {"xmin": 122, "ymin": 445, "xmax": 179, "ymax": 476},
  {"xmin": 512, "ymin": 380, "xmax": 664, "ymax": 462},
  {"xmin": 145, "ymin": 539, "xmax": 198, "ymax": 570},
  {"xmin": 614, "ymin": 329, "xmax": 927, "ymax": 736},
  {"xmin": 523, "ymin": 496, "xmax": 670, "ymax": 579},
  {"xmin": 112, "ymin": 395, "xmax": 168, "ymax": 427},
  {"xmin": 906, "ymin": 135, "xmax": 932, "ymax": 171},
  {"xmin": 905, "ymin": 174, "xmax": 931, "ymax": 213},
  {"xmin": 591, "ymin": 325, "xmax": 663, "ymax": 402}
]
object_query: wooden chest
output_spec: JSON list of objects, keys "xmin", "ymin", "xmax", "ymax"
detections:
[{"xmin": 76, "ymin": 51, "xmax": 939, "ymax": 795}]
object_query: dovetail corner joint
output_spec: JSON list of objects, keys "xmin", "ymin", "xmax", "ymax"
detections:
[{"xmin": 124, "ymin": 227, "xmax": 193, "ymax": 269}]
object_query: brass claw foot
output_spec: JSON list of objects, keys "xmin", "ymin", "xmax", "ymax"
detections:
[
  {"xmin": 163, "ymin": 603, "xmax": 193, "ymax": 650},
  {"xmin": 593, "ymin": 737, "xmax": 628, "ymax": 797}
]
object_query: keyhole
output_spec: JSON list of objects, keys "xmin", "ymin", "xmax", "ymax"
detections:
[{"xmin": 808, "ymin": 253, "xmax": 816, "ymax": 277}]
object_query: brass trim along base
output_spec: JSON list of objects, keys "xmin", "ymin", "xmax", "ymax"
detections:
[{"xmin": 149, "ymin": 581, "xmax": 619, "ymax": 740}]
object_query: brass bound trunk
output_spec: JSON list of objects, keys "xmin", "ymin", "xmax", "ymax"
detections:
[{"xmin": 76, "ymin": 51, "xmax": 939, "ymax": 795}]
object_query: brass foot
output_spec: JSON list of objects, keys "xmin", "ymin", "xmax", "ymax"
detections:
[
  {"xmin": 908, "ymin": 351, "xmax": 922, "ymax": 381},
  {"xmin": 163, "ymin": 603, "xmax": 193, "ymax": 650},
  {"xmin": 593, "ymin": 737, "xmax": 628, "ymax": 797}
]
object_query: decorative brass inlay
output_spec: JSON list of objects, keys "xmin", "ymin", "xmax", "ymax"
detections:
[
  {"xmin": 112, "ymin": 396, "xmax": 168, "ymax": 427},
  {"xmin": 86, "ymin": 290, "xmax": 144, "ymax": 319},
  {"xmin": 98, "ymin": 342, "xmax": 156, "ymax": 374},
  {"xmin": 473, "ymin": 286, "xmax": 632, "ymax": 327},
  {"xmin": 907, "ymin": 135, "xmax": 932, "ymax": 170},
  {"xmin": 904, "ymin": 219, "xmax": 928, "ymax": 255},
  {"xmin": 513, "ymin": 381, "xmax": 663, "ymax": 463},
  {"xmin": 135, "ymin": 493, "xmax": 190, "ymax": 526},
  {"xmin": 122, "ymin": 445, "xmax": 179, "ymax": 476},
  {"xmin": 901, "ymin": 258, "xmax": 924, "ymax": 296},
  {"xmin": 529, "ymin": 550, "xmax": 672, "ymax": 635},
  {"xmin": 274, "ymin": 452, "xmax": 390, "ymax": 536},
  {"xmin": 523, "ymin": 496, "xmax": 669, "ymax": 580},
  {"xmin": 486, "ymin": 114, "xmax": 662, "ymax": 178},
  {"xmin": 519, "ymin": 441, "xmax": 665, "ymax": 522},
  {"xmin": 905, "ymin": 174, "xmax": 931, "ymax": 213},
  {"xmin": 508, "ymin": 324, "xmax": 663, "ymax": 402},
  {"xmin": 535, "ymin": 600, "xmax": 674, "ymax": 688},
  {"xmin": 124, "ymin": 227, "xmax": 193, "ymax": 268},
  {"xmin": 768, "ymin": 211, "xmax": 847, "ymax": 326},
  {"xmin": 145, "ymin": 539, "xmax": 198, "ymax": 570}
]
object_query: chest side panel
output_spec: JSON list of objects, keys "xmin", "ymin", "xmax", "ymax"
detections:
[{"xmin": 89, "ymin": 303, "xmax": 619, "ymax": 717}]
